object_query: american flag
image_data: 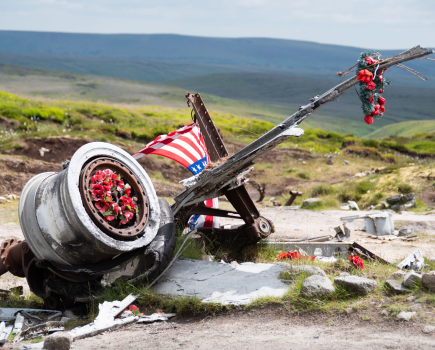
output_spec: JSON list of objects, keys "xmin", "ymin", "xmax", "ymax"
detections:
[
  {"xmin": 133, "ymin": 123, "xmax": 219, "ymax": 229},
  {"xmin": 132, "ymin": 123, "xmax": 209, "ymax": 175}
]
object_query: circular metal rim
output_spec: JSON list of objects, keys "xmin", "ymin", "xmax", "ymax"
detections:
[
  {"xmin": 18, "ymin": 172, "xmax": 70, "ymax": 265},
  {"xmin": 67, "ymin": 142, "xmax": 160, "ymax": 251},
  {"xmin": 259, "ymin": 218, "xmax": 271, "ymax": 234},
  {"xmin": 79, "ymin": 157, "xmax": 150, "ymax": 241}
]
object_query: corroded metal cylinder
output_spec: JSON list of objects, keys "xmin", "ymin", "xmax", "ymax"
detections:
[{"xmin": 18, "ymin": 142, "xmax": 160, "ymax": 266}]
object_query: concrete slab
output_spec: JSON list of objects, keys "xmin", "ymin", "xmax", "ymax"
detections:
[{"xmin": 152, "ymin": 258, "xmax": 289, "ymax": 305}]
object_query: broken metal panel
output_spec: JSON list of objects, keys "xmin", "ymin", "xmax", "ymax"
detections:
[
  {"xmin": 152, "ymin": 258, "xmax": 290, "ymax": 305},
  {"xmin": 12, "ymin": 312, "xmax": 24, "ymax": 334},
  {"xmin": 351, "ymin": 242, "xmax": 390, "ymax": 265},
  {"xmin": 0, "ymin": 308, "xmax": 60, "ymax": 322},
  {"xmin": 137, "ymin": 313, "xmax": 176, "ymax": 323},
  {"xmin": 0, "ymin": 323, "xmax": 12, "ymax": 345},
  {"xmin": 341, "ymin": 211, "xmax": 394, "ymax": 236},
  {"xmin": 397, "ymin": 249, "xmax": 424, "ymax": 270},
  {"xmin": 363, "ymin": 213, "xmax": 394, "ymax": 236},
  {"xmin": 21, "ymin": 321, "xmax": 64, "ymax": 340},
  {"xmin": 70, "ymin": 315, "xmax": 138, "ymax": 340},
  {"xmin": 94, "ymin": 294, "xmax": 137, "ymax": 321},
  {"xmin": 265, "ymin": 242, "xmax": 352, "ymax": 259},
  {"xmin": 68, "ymin": 294, "xmax": 138, "ymax": 340},
  {"xmin": 173, "ymin": 46, "xmax": 432, "ymax": 210}
]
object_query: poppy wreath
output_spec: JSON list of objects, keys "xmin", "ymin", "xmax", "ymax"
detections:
[
  {"xmin": 356, "ymin": 51, "xmax": 391, "ymax": 125},
  {"xmin": 89, "ymin": 169, "xmax": 138, "ymax": 226}
]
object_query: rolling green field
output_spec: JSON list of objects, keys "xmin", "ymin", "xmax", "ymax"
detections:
[
  {"xmin": 1, "ymin": 63, "xmax": 434, "ymax": 138},
  {"xmin": 367, "ymin": 120, "xmax": 435, "ymax": 138}
]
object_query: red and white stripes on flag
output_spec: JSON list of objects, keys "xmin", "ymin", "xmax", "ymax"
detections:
[
  {"xmin": 132, "ymin": 123, "xmax": 219, "ymax": 229},
  {"xmin": 132, "ymin": 123, "xmax": 209, "ymax": 175}
]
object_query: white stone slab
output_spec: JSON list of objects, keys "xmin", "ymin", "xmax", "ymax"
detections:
[{"xmin": 152, "ymin": 258, "xmax": 289, "ymax": 305}]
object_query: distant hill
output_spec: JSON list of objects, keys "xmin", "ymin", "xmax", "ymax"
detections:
[
  {"xmin": 166, "ymin": 72, "xmax": 435, "ymax": 130},
  {"xmin": 0, "ymin": 31, "xmax": 433, "ymax": 88}
]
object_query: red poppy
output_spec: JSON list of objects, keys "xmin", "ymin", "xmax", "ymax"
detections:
[
  {"xmin": 95, "ymin": 201, "xmax": 111, "ymax": 214},
  {"xmin": 120, "ymin": 196, "xmax": 135, "ymax": 210},
  {"xmin": 378, "ymin": 75, "xmax": 383, "ymax": 83},
  {"xmin": 276, "ymin": 252, "xmax": 288, "ymax": 260},
  {"xmin": 124, "ymin": 187, "xmax": 131, "ymax": 196},
  {"xmin": 120, "ymin": 209, "xmax": 134, "ymax": 224},
  {"xmin": 90, "ymin": 184, "xmax": 105, "ymax": 201},
  {"xmin": 378, "ymin": 96, "xmax": 385, "ymax": 105},
  {"xmin": 104, "ymin": 215, "xmax": 116, "ymax": 222},
  {"xmin": 91, "ymin": 173, "xmax": 104, "ymax": 184},
  {"xmin": 372, "ymin": 109, "xmax": 380, "ymax": 116},
  {"xmin": 357, "ymin": 69, "xmax": 373, "ymax": 83},
  {"xmin": 289, "ymin": 251, "xmax": 299, "ymax": 259},
  {"xmin": 115, "ymin": 178, "xmax": 124, "ymax": 191},
  {"xmin": 113, "ymin": 203, "xmax": 120, "ymax": 214},
  {"xmin": 365, "ymin": 56, "xmax": 377, "ymax": 65},
  {"xmin": 366, "ymin": 81, "xmax": 377, "ymax": 90},
  {"xmin": 364, "ymin": 115, "xmax": 373, "ymax": 125}
]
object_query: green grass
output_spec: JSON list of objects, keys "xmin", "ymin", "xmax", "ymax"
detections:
[
  {"xmin": 367, "ymin": 120, "xmax": 435, "ymax": 138},
  {"xmin": 398, "ymin": 183, "xmax": 413, "ymax": 194},
  {"xmin": 0, "ymin": 90, "xmax": 277, "ymax": 149}
]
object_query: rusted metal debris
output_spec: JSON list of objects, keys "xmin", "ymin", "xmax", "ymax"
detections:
[
  {"xmin": 247, "ymin": 180, "xmax": 266, "ymax": 202},
  {"xmin": 284, "ymin": 190, "xmax": 302, "ymax": 206}
]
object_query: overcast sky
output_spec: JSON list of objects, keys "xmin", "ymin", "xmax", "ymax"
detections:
[{"xmin": 0, "ymin": 0, "xmax": 433, "ymax": 49}]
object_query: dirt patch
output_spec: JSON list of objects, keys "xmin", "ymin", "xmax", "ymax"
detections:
[
  {"xmin": 5, "ymin": 136, "xmax": 90, "ymax": 163},
  {"xmin": 246, "ymin": 176, "xmax": 303, "ymax": 200},
  {"xmin": 0, "ymin": 157, "xmax": 61, "ymax": 195},
  {"xmin": 343, "ymin": 146, "xmax": 395, "ymax": 163},
  {"xmin": 0, "ymin": 117, "xmax": 20, "ymax": 130},
  {"xmin": 418, "ymin": 188, "xmax": 435, "ymax": 207}
]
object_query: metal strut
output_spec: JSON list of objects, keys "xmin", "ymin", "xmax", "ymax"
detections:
[{"xmin": 184, "ymin": 92, "xmax": 274, "ymax": 242}]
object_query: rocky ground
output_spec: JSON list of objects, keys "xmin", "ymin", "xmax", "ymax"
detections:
[
  {"xmin": 221, "ymin": 206, "xmax": 435, "ymax": 262},
  {"xmin": 73, "ymin": 307, "xmax": 435, "ymax": 350}
]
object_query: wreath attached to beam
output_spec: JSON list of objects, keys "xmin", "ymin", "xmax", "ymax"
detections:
[{"xmin": 356, "ymin": 51, "xmax": 391, "ymax": 125}]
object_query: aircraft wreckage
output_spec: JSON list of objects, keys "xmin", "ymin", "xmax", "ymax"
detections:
[{"xmin": 0, "ymin": 46, "xmax": 432, "ymax": 309}]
